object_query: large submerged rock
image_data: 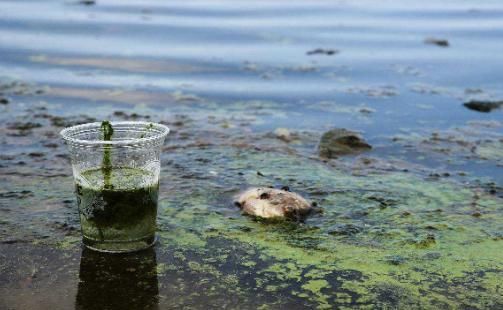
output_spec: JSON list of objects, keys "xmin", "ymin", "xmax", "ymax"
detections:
[
  {"xmin": 318, "ymin": 128, "xmax": 371, "ymax": 158},
  {"xmin": 235, "ymin": 187, "xmax": 312, "ymax": 220}
]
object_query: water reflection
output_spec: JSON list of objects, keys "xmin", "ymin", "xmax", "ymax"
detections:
[{"xmin": 76, "ymin": 248, "xmax": 159, "ymax": 310}]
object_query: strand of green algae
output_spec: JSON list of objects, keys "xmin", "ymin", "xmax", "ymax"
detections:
[{"xmin": 101, "ymin": 120, "xmax": 114, "ymax": 190}]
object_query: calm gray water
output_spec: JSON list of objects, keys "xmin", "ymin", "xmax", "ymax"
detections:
[{"xmin": 1, "ymin": 0, "xmax": 502, "ymax": 181}]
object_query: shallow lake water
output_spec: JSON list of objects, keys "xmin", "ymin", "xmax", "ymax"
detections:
[{"xmin": 0, "ymin": 0, "xmax": 502, "ymax": 309}]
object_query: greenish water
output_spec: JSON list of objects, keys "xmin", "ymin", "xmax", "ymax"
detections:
[{"xmin": 76, "ymin": 167, "xmax": 158, "ymax": 252}]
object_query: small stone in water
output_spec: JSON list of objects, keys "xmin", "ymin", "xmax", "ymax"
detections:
[
  {"xmin": 306, "ymin": 48, "xmax": 339, "ymax": 56},
  {"xmin": 463, "ymin": 100, "xmax": 503, "ymax": 113},
  {"xmin": 274, "ymin": 128, "xmax": 292, "ymax": 142},
  {"xmin": 424, "ymin": 38, "xmax": 449, "ymax": 47},
  {"xmin": 78, "ymin": 0, "xmax": 96, "ymax": 5}
]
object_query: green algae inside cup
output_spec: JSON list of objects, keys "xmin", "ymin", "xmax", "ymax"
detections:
[
  {"xmin": 76, "ymin": 167, "xmax": 159, "ymax": 253},
  {"xmin": 61, "ymin": 121, "xmax": 169, "ymax": 253}
]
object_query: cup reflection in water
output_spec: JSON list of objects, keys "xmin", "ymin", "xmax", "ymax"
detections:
[
  {"xmin": 76, "ymin": 247, "xmax": 159, "ymax": 309},
  {"xmin": 61, "ymin": 121, "xmax": 169, "ymax": 253}
]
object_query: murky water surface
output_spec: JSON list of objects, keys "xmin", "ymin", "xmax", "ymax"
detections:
[{"xmin": 0, "ymin": 0, "xmax": 502, "ymax": 309}]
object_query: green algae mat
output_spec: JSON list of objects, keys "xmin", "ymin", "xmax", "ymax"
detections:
[{"xmin": 1, "ymin": 144, "xmax": 501, "ymax": 309}]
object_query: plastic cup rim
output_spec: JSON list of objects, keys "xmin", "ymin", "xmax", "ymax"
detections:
[{"xmin": 60, "ymin": 121, "xmax": 170, "ymax": 146}]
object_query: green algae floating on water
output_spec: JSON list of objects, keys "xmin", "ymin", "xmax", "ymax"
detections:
[
  {"xmin": 1, "ymin": 140, "xmax": 501, "ymax": 307},
  {"xmin": 156, "ymin": 146, "xmax": 503, "ymax": 308}
]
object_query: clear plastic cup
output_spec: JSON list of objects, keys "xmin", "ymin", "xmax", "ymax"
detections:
[{"xmin": 61, "ymin": 121, "xmax": 169, "ymax": 253}]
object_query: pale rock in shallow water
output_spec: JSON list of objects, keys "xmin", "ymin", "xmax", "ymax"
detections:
[
  {"xmin": 273, "ymin": 127, "xmax": 292, "ymax": 142},
  {"xmin": 235, "ymin": 187, "xmax": 312, "ymax": 220}
]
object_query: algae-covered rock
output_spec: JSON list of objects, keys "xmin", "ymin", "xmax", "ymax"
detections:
[
  {"xmin": 318, "ymin": 128, "xmax": 371, "ymax": 158},
  {"xmin": 235, "ymin": 187, "xmax": 312, "ymax": 220}
]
